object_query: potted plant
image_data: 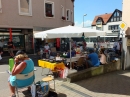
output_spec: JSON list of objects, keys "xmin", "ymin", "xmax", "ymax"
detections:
[
  {"xmin": 72, "ymin": 22, "xmax": 75, "ymax": 26},
  {"xmin": 71, "ymin": 0, "xmax": 75, "ymax": 2},
  {"xmin": 62, "ymin": 16, "xmax": 66, "ymax": 20},
  {"xmin": 46, "ymin": 13, "xmax": 54, "ymax": 17}
]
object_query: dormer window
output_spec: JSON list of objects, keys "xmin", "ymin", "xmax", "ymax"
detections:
[
  {"xmin": 96, "ymin": 19, "xmax": 102, "ymax": 25},
  {"xmin": 109, "ymin": 10, "xmax": 122, "ymax": 22}
]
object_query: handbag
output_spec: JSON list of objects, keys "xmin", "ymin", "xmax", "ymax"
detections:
[{"xmin": 36, "ymin": 81, "xmax": 49, "ymax": 97}]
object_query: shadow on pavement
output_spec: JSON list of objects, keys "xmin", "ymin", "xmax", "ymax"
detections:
[
  {"xmin": 58, "ymin": 93, "xmax": 67, "ymax": 97},
  {"xmin": 22, "ymin": 89, "xmax": 67, "ymax": 97},
  {"xmin": 74, "ymin": 70, "xmax": 130, "ymax": 96},
  {"xmin": 22, "ymin": 89, "xmax": 32, "ymax": 97}
]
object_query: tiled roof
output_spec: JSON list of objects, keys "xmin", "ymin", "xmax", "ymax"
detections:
[{"xmin": 91, "ymin": 13, "xmax": 112, "ymax": 26}]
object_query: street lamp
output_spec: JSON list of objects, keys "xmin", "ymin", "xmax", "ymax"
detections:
[{"xmin": 83, "ymin": 14, "xmax": 87, "ymax": 27}]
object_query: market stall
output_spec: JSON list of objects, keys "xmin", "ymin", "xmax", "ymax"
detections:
[{"xmin": 34, "ymin": 25, "xmax": 106, "ymax": 69}]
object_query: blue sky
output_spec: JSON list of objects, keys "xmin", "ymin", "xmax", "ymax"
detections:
[{"xmin": 74, "ymin": 0, "xmax": 122, "ymax": 27}]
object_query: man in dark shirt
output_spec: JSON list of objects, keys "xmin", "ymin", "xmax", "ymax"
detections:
[{"xmin": 7, "ymin": 39, "xmax": 15, "ymax": 57}]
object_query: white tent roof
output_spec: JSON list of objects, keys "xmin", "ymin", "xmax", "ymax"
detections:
[{"xmin": 34, "ymin": 25, "xmax": 106, "ymax": 39}]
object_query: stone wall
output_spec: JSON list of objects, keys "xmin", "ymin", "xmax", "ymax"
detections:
[{"xmin": 67, "ymin": 59, "xmax": 121, "ymax": 82}]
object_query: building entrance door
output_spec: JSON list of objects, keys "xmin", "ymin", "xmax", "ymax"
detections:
[{"xmin": 25, "ymin": 34, "xmax": 34, "ymax": 54}]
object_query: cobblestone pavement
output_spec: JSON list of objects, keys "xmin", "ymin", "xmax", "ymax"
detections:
[
  {"xmin": 0, "ymin": 55, "xmax": 130, "ymax": 97},
  {"xmin": 55, "ymin": 70, "xmax": 130, "ymax": 97}
]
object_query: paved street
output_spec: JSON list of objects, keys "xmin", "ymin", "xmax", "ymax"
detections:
[{"xmin": 0, "ymin": 55, "xmax": 130, "ymax": 97}]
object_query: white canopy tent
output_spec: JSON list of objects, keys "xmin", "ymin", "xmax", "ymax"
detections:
[
  {"xmin": 34, "ymin": 25, "xmax": 105, "ymax": 39},
  {"xmin": 34, "ymin": 25, "xmax": 106, "ymax": 69}
]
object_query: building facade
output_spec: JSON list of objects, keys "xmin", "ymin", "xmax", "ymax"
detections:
[
  {"xmin": 91, "ymin": 9, "xmax": 122, "ymax": 37},
  {"xmin": 122, "ymin": 0, "xmax": 130, "ymax": 69},
  {"xmin": 0, "ymin": 0, "xmax": 74, "ymax": 54}
]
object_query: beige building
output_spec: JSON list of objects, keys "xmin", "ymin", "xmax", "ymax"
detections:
[
  {"xmin": 122, "ymin": 0, "xmax": 130, "ymax": 69},
  {"xmin": 0, "ymin": 0, "xmax": 74, "ymax": 53}
]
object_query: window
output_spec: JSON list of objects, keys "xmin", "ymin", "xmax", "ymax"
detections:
[
  {"xmin": 111, "ymin": 18, "xmax": 113, "ymax": 22},
  {"xmin": 1, "ymin": 35, "xmax": 25, "ymax": 51},
  {"xmin": 61, "ymin": 5, "xmax": 64, "ymax": 16},
  {"xmin": 0, "ymin": 0, "xmax": 2, "ymax": 13},
  {"xmin": 45, "ymin": 1, "xmax": 54, "ymax": 17},
  {"xmin": 114, "ymin": 17, "xmax": 116, "ymax": 21},
  {"xmin": 90, "ymin": 38, "xmax": 97, "ymax": 42},
  {"xmin": 18, "ymin": 0, "xmax": 32, "ymax": 16},
  {"xmin": 71, "ymin": 10, "xmax": 73, "ymax": 22},
  {"xmin": 114, "ymin": 12, "xmax": 116, "ymax": 17},
  {"xmin": 96, "ymin": 19, "xmax": 102, "ymax": 25},
  {"xmin": 61, "ymin": 5, "xmax": 66, "ymax": 20},
  {"xmin": 108, "ymin": 26, "xmax": 111, "ymax": 30},
  {"xmin": 120, "ymin": 17, "xmax": 122, "ymax": 21},
  {"xmin": 108, "ymin": 25, "xmax": 119, "ymax": 31},
  {"xmin": 115, "ymin": 25, "xmax": 118, "ymax": 30},
  {"xmin": 66, "ymin": 9, "xmax": 70, "ymax": 21},
  {"xmin": 117, "ymin": 17, "xmax": 119, "ymax": 21},
  {"xmin": 117, "ymin": 12, "xmax": 119, "ymax": 16},
  {"xmin": 96, "ymin": 27, "xmax": 101, "ymax": 30},
  {"xmin": 109, "ymin": 10, "xmax": 122, "ymax": 22},
  {"xmin": 105, "ymin": 37, "xmax": 118, "ymax": 42}
]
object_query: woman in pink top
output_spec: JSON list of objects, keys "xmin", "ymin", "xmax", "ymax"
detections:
[{"xmin": 99, "ymin": 49, "xmax": 107, "ymax": 65}]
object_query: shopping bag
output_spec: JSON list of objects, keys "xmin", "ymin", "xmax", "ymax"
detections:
[
  {"xmin": 59, "ymin": 67, "xmax": 69, "ymax": 78},
  {"xmin": 36, "ymin": 81, "xmax": 49, "ymax": 97},
  {"xmin": 59, "ymin": 69, "xmax": 64, "ymax": 78},
  {"xmin": 31, "ymin": 83, "xmax": 36, "ymax": 97},
  {"xmin": 63, "ymin": 67, "xmax": 69, "ymax": 78}
]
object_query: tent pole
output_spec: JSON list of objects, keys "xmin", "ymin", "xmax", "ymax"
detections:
[{"xmin": 69, "ymin": 38, "xmax": 72, "ymax": 69}]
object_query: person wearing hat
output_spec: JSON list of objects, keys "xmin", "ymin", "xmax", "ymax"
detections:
[{"xmin": 8, "ymin": 50, "xmax": 35, "ymax": 97}]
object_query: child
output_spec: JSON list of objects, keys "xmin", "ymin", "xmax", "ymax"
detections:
[{"xmin": 99, "ymin": 48, "xmax": 107, "ymax": 65}]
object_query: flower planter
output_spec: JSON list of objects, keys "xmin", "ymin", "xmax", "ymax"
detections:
[
  {"xmin": 62, "ymin": 16, "xmax": 66, "ymax": 20},
  {"xmin": 46, "ymin": 14, "xmax": 54, "ymax": 17}
]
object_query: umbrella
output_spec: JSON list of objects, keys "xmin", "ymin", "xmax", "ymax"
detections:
[{"xmin": 34, "ymin": 25, "xmax": 106, "ymax": 69}]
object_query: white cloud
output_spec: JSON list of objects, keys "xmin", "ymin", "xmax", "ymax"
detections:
[{"xmin": 74, "ymin": 20, "xmax": 92, "ymax": 28}]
